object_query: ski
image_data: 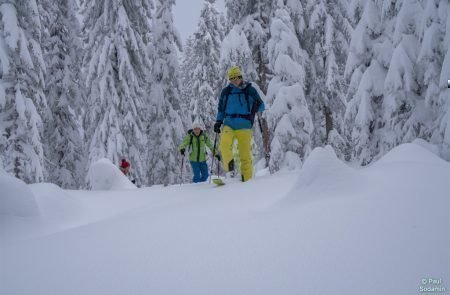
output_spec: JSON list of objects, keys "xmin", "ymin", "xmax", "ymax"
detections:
[{"xmin": 212, "ymin": 178, "xmax": 225, "ymax": 186}]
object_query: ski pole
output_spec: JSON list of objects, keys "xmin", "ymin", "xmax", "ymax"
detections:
[
  {"xmin": 216, "ymin": 152, "xmax": 220, "ymax": 178},
  {"xmin": 180, "ymin": 153, "xmax": 185, "ymax": 185},
  {"xmin": 209, "ymin": 132, "xmax": 218, "ymax": 183},
  {"xmin": 257, "ymin": 113, "xmax": 272, "ymax": 173}
]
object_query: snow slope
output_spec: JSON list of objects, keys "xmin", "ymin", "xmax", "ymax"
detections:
[{"xmin": 1, "ymin": 143, "xmax": 449, "ymax": 295}]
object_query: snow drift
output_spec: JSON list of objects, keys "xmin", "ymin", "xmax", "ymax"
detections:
[
  {"xmin": 0, "ymin": 172, "xmax": 39, "ymax": 217},
  {"xmin": 87, "ymin": 158, "xmax": 136, "ymax": 190},
  {"xmin": 28, "ymin": 183, "xmax": 84, "ymax": 223},
  {"xmin": 1, "ymin": 142, "xmax": 448, "ymax": 295}
]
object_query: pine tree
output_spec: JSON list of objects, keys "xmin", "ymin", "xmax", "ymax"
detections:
[
  {"xmin": 219, "ymin": 25, "xmax": 257, "ymax": 85},
  {"xmin": 180, "ymin": 36, "xmax": 195, "ymax": 123},
  {"xmin": 381, "ymin": 0, "xmax": 424, "ymax": 154},
  {"xmin": 266, "ymin": 0, "xmax": 313, "ymax": 172},
  {"xmin": 146, "ymin": 0, "xmax": 185, "ymax": 185},
  {"xmin": 436, "ymin": 0, "xmax": 450, "ymax": 159},
  {"xmin": 82, "ymin": 0, "xmax": 153, "ymax": 185},
  {"xmin": 224, "ymin": 0, "xmax": 272, "ymax": 92},
  {"xmin": 344, "ymin": 0, "xmax": 387, "ymax": 165},
  {"xmin": 189, "ymin": 0, "xmax": 224, "ymax": 130},
  {"xmin": 303, "ymin": 0, "xmax": 350, "ymax": 158},
  {"xmin": 418, "ymin": 0, "xmax": 445, "ymax": 116},
  {"xmin": 0, "ymin": 0, "xmax": 47, "ymax": 183},
  {"xmin": 40, "ymin": 0, "xmax": 85, "ymax": 188}
]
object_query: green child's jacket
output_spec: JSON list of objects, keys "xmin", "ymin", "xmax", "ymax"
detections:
[{"xmin": 179, "ymin": 130, "xmax": 216, "ymax": 162}]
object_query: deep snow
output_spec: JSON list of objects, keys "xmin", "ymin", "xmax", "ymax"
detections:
[{"xmin": 1, "ymin": 143, "xmax": 449, "ymax": 295}]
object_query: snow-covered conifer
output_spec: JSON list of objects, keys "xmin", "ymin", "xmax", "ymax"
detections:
[
  {"xmin": 436, "ymin": 1, "xmax": 450, "ymax": 159},
  {"xmin": 224, "ymin": 0, "xmax": 272, "ymax": 91},
  {"xmin": 180, "ymin": 36, "xmax": 195, "ymax": 120},
  {"xmin": 40, "ymin": 0, "xmax": 85, "ymax": 188},
  {"xmin": 381, "ymin": 0, "xmax": 424, "ymax": 153},
  {"xmin": 82, "ymin": 0, "xmax": 153, "ymax": 185},
  {"xmin": 189, "ymin": 0, "xmax": 224, "ymax": 130},
  {"xmin": 266, "ymin": 0, "xmax": 313, "ymax": 172},
  {"xmin": 344, "ymin": 0, "xmax": 387, "ymax": 165},
  {"xmin": 0, "ymin": 0, "xmax": 47, "ymax": 183},
  {"xmin": 303, "ymin": 0, "xmax": 350, "ymax": 157},
  {"xmin": 146, "ymin": 0, "xmax": 185, "ymax": 185}
]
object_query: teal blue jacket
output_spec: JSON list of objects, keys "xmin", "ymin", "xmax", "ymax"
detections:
[{"xmin": 216, "ymin": 82, "xmax": 265, "ymax": 130}]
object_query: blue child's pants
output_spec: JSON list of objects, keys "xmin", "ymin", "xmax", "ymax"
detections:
[{"xmin": 190, "ymin": 161, "xmax": 209, "ymax": 183}]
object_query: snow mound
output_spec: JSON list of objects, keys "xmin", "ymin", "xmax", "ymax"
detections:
[
  {"xmin": 295, "ymin": 145, "xmax": 355, "ymax": 189},
  {"xmin": 411, "ymin": 138, "xmax": 441, "ymax": 157},
  {"xmin": 28, "ymin": 183, "xmax": 84, "ymax": 222},
  {"xmin": 87, "ymin": 158, "xmax": 136, "ymax": 190},
  {"xmin": 375, "ymin": 142, "xmax": 447, "ymax": 166},
  {"xmin": 0, "ymin": 172, "xmax": 39, "ymax": 217}
]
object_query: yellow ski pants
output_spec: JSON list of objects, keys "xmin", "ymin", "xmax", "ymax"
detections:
[{"xmin": 220, "ymin": 126, "xmax": 253, "ymax": 181}]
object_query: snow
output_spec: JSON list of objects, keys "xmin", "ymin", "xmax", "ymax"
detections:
[
  {"xmin": 19, "ymin": 30, "xmax": 34, "ymax": 68},
  {"xmin": 14, "ymin": 85, "xmax": 26, "ymax": 121},
  {"xmin": 0, "ymin": 3, "xmax": 20, "ymax": 51},
  {"xmin": 0, "ymin": 36, "xmax": 10, "ymax": 75},
  {"xmin": 294, "ymin": 145, "xmax": 355, "ymax": 190},
  {"xmin": 87, "ymin": 158, "xmax": 137, "ymax": 190},
  {"xmin": 1, "ymin": 142, "xmax": 448, "ymax": 295},
  {"xmin": 0, "ymin": 82, "xmax": 5, "ymax": 108},
  {"xmin": 375, "ymin": 142, "xmax": 447, "ymax": 171},
  {"xmin": 0, "ymin": 172, "xmax": 39, "ymax": 217},
  {"xmin": 28, "ymin": 183, "xmax": 84, "ymax": 223}
]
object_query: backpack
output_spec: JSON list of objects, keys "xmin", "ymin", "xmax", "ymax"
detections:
[
  {"xmin": 220, "ymin": 84, "xmax": 261, "ymax": 126},
  {"xmin": 186, "ymin": 129, "xmax": 195, "ymax": 151},
  {"xmin": 186, "ymin": 129, "xmax": 205, "ymax": 151}
]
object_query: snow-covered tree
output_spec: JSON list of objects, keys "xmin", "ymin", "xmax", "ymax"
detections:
[
  {"xmin": 286, "ymin": 0, "xmax": 307, "ymax": 39},
  {"xmin": 224, "ymin": 0, "xmax": 272, "ymax": 91},
  {"xmin": 188, "ymin": 0, "xmax": 224, "ymax": 130},
  {"xmin": 180, "ymin": 36, "xmax": 195, "ymax": 120},
  {"xmin": 381, "ymin": 0, "xmax": 424, "ymax": 154},
  {"xmin": 219, "ymin": 26, "xmax": 257, "ymax": 86},
  {"xmin": 436, "ymin": 0, "xmax": 450, "ymax": 159},
  {"xmin": 344, "ymin": 0, "xmax": 387, "ymax": 165},
  {"xmin": 0, "ymin": 0, "xmax": 47, "ymax": 183},
  {"xmin": 40, "ymin": 0, "xmax": 85, "ymax": 188},
  {"xmin": 146, "ymin": 0, "xmax": 185, "ymax": 185},
  {"xmin": 266, "ymin": 0, "xmax": 313, "ymax": 172},
  {"xmin": 82, "ymin": 0, "xmax": 153, "ymax": 185},
  {"xmin": 303, "ymin": 0, "xmax": 350, "ymax": 157},
  {"xmin": 344, "ymin": 0, "xmax": 450, "ymax": 164}
]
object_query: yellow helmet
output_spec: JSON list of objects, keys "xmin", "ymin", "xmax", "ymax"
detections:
[{"xmin": 227, "ymin": 66, "xmax": 242, "ymax": 80}]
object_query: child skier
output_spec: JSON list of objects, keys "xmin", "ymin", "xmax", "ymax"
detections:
[
  {"xmin": 120, "ymin": 158, "xmax": 136, "ymax": 184},
  {"xmin": 120, "ymin": 158, "xmax": 131, "ymax": 175},
  {"xmin": 179, "ymin": 121, "xmax": 220, "ymax": 183}
]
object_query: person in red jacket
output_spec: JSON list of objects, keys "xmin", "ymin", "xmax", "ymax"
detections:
[{"xmin": 120, "ymin": 158, "xmax": 131, "ymax": 176}]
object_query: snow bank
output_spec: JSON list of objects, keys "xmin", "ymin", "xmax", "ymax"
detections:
[
  {"xmin": 294, "ymin": 145, "xmax": 356, "ymax": 191},
  {"xmin": 411, "ymin": 138, "xmax": 441, "ymax": 157},
  {"xmin": 28, "ymin": 183, "xmax": 84, "ymax": 222},
  {"xmin": 375, "ymin": 141, "xmax": 446, "ymax": 166},
  {"xmin": 0, "ymin": 172, "xmax": 39, "ymax": 217},
  {"xmin": 1, "ymin": 142, "xmax": 449, "ymax": 295},
  {"xmin": 87, "ymin": 158, "xmax": 136, "ymax": 190}
]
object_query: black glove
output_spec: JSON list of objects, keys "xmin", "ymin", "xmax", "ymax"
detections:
[
  {"xmin": 214, "ymin": 121, "xmax": 222, "ymax": 133},
  {"xmin": 180, "ymin": 149, "xmax": 185, "ymax": 156},
  {"xmin": 215, "ymin": 154, "xmax": 221, "ymax": 161}
]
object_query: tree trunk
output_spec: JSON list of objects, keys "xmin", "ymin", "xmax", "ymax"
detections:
[{"xmin": 325, "ymin": 106, "xmax": 333, "ymax": 143}]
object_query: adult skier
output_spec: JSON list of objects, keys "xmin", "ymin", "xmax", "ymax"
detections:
[{"xmin": 214, "ymin": 66, "xmax": 265, "ymax": 182}]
